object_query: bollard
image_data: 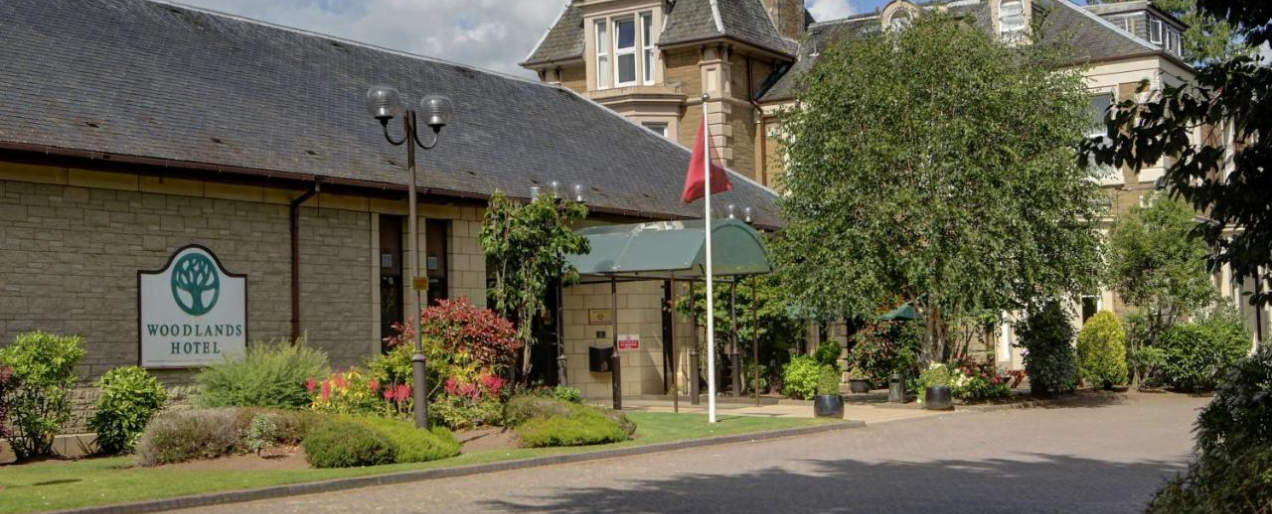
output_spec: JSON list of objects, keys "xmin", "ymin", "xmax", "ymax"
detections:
[{"xmin": 888, "ymin": 372, "xmax": 906, "ymax": 403}]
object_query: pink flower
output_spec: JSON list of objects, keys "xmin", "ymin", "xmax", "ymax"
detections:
[
  {"xmin": 305, "ymin": 378, "xmax": 316, "ymax": 393},
  {"xmin": 368, "ymin": 379, "xmax": 380, "ymax": 393},
  {"xmin": 383, "ymin": 388, "xmax": 394, "ymax": 401},
  {"xmin": 444, "ymin": 377, "xmax": 459, "ymax": 396},
  {"xmin": 320, "ymin": 380, "xmax": 331, "ymax": 402},
  {"xmin": 394, "ymin": 384, "xmax": 411, "ymax": 403}
]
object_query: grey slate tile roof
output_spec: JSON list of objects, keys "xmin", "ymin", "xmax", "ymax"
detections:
[
  {"xmin": 759, "ymin": 0, "xmax": 1174, "ymax": 102},
  {"xmin": 525, "ymin": 0, "xmax": 796, "ymax": 67},
  {"xmin": 523, "ymin": 3, "xmax": 586, "ymax": 66},
  {"xmin": 0, "ymin": 0, "xmax": 780, "ymax": 226}
]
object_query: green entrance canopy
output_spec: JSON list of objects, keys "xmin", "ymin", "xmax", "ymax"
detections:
[
  {"xmin": 879, "ymin": 302, "xmax": 920, "ymax": 321},
  {"xmin": 566, "ymin": 219, "xmax": 772, "ymax": 278}
]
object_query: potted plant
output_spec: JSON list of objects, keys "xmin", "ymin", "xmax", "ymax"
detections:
[
  {"xmin": 917, "ymin": 362, "xmax": 955, "ymax": 410},
  {"xmin": 847, "ymin": 367, "xmax": 872, "ymax": 394},
  {"xmin": 812, "ymin": 367, "xmax": 844, "ymax": 418}
]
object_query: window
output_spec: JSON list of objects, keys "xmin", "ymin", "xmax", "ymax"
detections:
[
  {"xmin": 1120, "ymin": 17, "xmax": 1133, "ymax": 33},
  {"xmin": 641, "ymin": 12, "xmax": 655, "ymax": 85},
  {"xmin": 1087, "ymin": 93, "xmax": 1118, "ymax": 181},
  {"xmin": 999, "ymin": 0, "xmax": 1026, "ymax": 41},
  {"xmin": 613, "ymin": 17, "xmax": 637, "ymax": 87},
  {"xmin": 887, "ymin": 9, "xmax": 912, "ymax": 32},
  {"xmin": 1166, "ymin": 29, "xmax": 1181, "ymax": 55},
  {"xmin": 642, "ymin": 122, "xmax": 667, "ymax": 138},
  {"xmin": 1081, "ymin": 296, "xmax": 1099, "ymax": 323},
  {"xmin": 1148, "ymin": 17, "xmax": 1162, "ymax": 44},
  {"xmin": 595, "ymin": 21, "xmax": 609, "ymax": 89}
]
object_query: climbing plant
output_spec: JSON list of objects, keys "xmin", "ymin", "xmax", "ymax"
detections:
[{"xmin": 480, "ymin": 190, "xmax": 589, "ymax": 380}]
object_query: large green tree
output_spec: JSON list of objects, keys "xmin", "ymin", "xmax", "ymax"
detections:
[
  {"xmin": 1083, "ymin": 0, "xmax": 1272, "ymax": 307},
  {"xmin": 773, "ymin": 14, "xmax": 1105, "ymax": 363}
]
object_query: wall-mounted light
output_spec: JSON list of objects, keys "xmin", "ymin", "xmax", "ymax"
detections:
[
  {"xmin": 727, "ymin": 203, "xmax": 736, "ymax": 219},
  {"xmin": 573, "ymin": 183, "xmax": 585, "ymax": 203},
  {"xmin": 743, "ymin": 206, "xmax": 753, "ymax": 224}
]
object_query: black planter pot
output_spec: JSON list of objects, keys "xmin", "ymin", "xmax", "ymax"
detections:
[
  {"xmin": 813, "ymin": 394, "xmax": 844, "ymax": 418},
  {"xmin": 848, "ymin": 379, "xmax": 872, "ymax": 394},
  {"xmin": 923, "ymin": 386, "xmax": 954, "ymax": 410}
]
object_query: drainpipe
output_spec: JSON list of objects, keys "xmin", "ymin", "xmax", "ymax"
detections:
[{"xmin": 289, "ymin": 181, "xmax": 320, "ymax": 342}]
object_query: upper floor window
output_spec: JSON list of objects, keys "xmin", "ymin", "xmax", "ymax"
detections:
[
  {"xmin": 642, "ymin": 122, "xmax": 668, "ymax": 138},
  {"xmin": 614, "ymin": 17, "xmax": 637, "ymax": 87},
  {"xmin": 1166, "ymin": 28, "xmax": 1181, "ymax": 55},
  {"xmin": 1148, "ymin": 17, "xmax": 1163, "ymax": 44},
  {"xmin": 999, "ymin": 0, "xmax": 1026, "ymax": 41},
  {"xmin": 595, "ymin": 21, "xmax": 610, "ymax": 89},
  {"xmin": 641, "ymin": 12, "xmax": 655, "ymax": 85},
  {"xmin": 1088, "ymin": 93, "xmax": 1119, "ymax": 182}
]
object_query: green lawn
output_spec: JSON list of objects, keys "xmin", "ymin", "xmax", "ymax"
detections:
[{"xmin": 0, "ymin": 412, "xmax": 836, "ymax": 513}]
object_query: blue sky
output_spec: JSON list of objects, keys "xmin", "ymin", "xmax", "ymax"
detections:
[{"xmin": 174, "ymin": 0, "xmax": 871, "ymax": 78}]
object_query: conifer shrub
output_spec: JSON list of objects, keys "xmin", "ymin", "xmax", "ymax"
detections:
[
  {"xmin": 503, "ymin": 395, "xmax": 632, "ymax": 447},
  {"xmin": 89, "ymin": 366, "xmax": 168, "ymax": 454},
  {"xmin": 350, "ymin": 415, "xmax": 460, "ymax": 463},
  {"xmin": 1075, "ymin": 311, "xmax": 1128, "ymax": 389}
]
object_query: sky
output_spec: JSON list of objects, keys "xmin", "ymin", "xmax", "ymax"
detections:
[{"xmin": 173, "ymin": 0, "xmax": 879, "ymax": 78}]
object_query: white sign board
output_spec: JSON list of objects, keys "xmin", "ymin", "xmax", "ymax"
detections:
[{"xmin": 139, "ymin": 245, "xmax": 247, "ymax": 368}]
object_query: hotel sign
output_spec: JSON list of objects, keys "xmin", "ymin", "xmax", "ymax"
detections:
[{"xmin": 139, "ymin": 245, "xmax": 247, "ymax": 368}]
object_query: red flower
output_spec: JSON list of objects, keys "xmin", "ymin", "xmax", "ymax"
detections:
[
  {"xmin": 383, "ymin": 388, "xmax": 394, "ymax": 401},
  {"xmin": 305, "ymin": 377, "xmax": 316, "ymax": 393},
  {"xmin": 320, "ymin": 380, "xmax": 331, "ymax": 402},
  {"xmin": 368, "ymin": 379, "xmax": 380, "ymax": 393},
  {"xmin": 394, "ymin": 384, "xmax": 411, "ymax": 403},
  {"xmin": 334, "ymin": 374, "xmax": 347, "ymax": 389}
]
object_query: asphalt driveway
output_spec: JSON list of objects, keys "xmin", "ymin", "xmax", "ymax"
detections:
[{"xmin": 180, "ymin": 393, "xmax": 1208, "ymax": 514}]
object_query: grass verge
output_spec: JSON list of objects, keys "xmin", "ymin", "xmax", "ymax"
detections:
[{"xmin": 0, "ymin": 412, "xmax": 838, "ymax": 513}]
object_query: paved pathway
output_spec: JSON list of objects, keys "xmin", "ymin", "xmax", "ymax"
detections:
[{"xmin": 180, "ymin": 394, "xmax": 1207, "ymax": 514}]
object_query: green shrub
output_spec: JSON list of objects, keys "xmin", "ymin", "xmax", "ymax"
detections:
[
  {"xmin": 1157, "ymin": 313, "xmax": 1251, "ymax": 392},
  {"xmin": 134, "ymin": 407, "xmax": 319, "ymax": 466},
  {"xmin": 848, "ymin": 321, "xmax": 922, "ymax": 387},
  {"xmin": 1147, "ymin": 346, "xmax": 1272, "ymax": 512},
  {"xmin": 1075, "ymin": 311, "xmax": 1128, "ymax": 389},
  {"xmin": 351, "ymin": 416, "xmax": 460, "ymax": 463},
  {"xmin": 816, "ymin": 367, "xmax": 840, "ymax": 396},
  {"xmin": 1014, "ymin": 302, "xmax": 1077, "ymax": 396},
  {"xmin": 0, "ymin": 331, "xmax": 85, "ymax": 461},
  {"xmin": 245, "ymin": 414, "xmax": 277, "ymax": 455},
  {"xmin": 553, "ymin": 385, "xmax": 584, "ymax": 404},
  {"xmin": 89, "ymin": 366, "xmax": 168, "ymax": 454},
  {"xmin": 302, "ymin": 419, "xmax": 396, "ymax": 468},
  {"xmin": 135, "ymin": 409, "xmax": 240, "ymax": 466},
  {"xmin": 516, "ymin": 409, "xmax": 629, "ymax": 447},
  {"xmin": 813, "ymin": 340, "xmax": 842, "ymax": 372},
  {"xmin": 915, "ymin": 362, "xmax": 954, "ymax": 405},
  {"xmin": 782, "ymin": 356, "xmax": 825, "ymax": 400},
  {"xmin": 503, "ymin": 394, "xmax": 578, "ymax": 426},
  {"xmin": 195, "ymin": 340, "xmax": 330, "ymax": 409},
  {"xmin": 429, "ymin": 394, "xmax": 504, "ymax": 430}
]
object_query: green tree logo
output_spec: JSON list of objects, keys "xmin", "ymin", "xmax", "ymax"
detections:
[{"xmin": 170, "ymin": 253, "xmax": 220, "ymax": 316}]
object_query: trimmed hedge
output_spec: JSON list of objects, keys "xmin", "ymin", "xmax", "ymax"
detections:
[
  {"xmin": 1076, "ymin": 311, "xmax": 1128, "ymax": 389},
  {"xmin": 301, "ymin": 419, "xmax": 396, "ymax": 468},
  {"xmin": 135, "ymin": 408, "xmax": 320, "ymax": 466},
  {"xmin": 503, "ymin": 395, "xmax": 633, "ymax": 448}
]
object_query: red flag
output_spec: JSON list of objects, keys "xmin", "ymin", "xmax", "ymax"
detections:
[{"xmin": 681, "ymin": 119, "xmax": 732, "ymax": 204}]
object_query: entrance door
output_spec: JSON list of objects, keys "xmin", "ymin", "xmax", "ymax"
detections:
[
  {"xmin": 379, "ymin": 215, "xmax": 404, "ymax": 351},
  {"xmin": 425, "ymin": 219, "xmax": 449, "ymax": 306}
]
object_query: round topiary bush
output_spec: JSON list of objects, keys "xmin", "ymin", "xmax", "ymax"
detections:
[
  {"xmin": 89, "ymin": 366, "xmax": 168, "ymax": 454},
  {"xmin": 301, "ymin": 419, "xmax": 397, "ymax": 468},
  {"xmin": 1076, "ymin": 311, "xmax": 1128, "ymax": 390}
]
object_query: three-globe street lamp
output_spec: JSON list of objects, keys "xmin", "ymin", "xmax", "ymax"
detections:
[{"xmin": 365, "ymin": 85, "xmax": 455, "ymax": 429}]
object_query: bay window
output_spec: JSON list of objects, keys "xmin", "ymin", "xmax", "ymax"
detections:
[{"xmin": 641, "ymin": 12, "xmax": 654, "ymax": 85}]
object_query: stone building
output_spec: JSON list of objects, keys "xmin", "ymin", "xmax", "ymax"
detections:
[
  {"xmin": 0, "ymin": 0, "xmax": 782, "ymax": 424},
  {"xmin": 527, "ymin": 0, "xmax": 1268, "ymax": 367}
]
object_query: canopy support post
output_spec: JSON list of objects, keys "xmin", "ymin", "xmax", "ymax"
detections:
[
  {"xmin": 690, "ymin": 281, "xmax": 700, "ymax": 405},
  {"xmin": 752, "ymin": 277, "xmax": 760, "ymax": 406},
  {"xmin": 730, "ymin": 281, "xmax": 741, "ymax": 397},
  {"xmin": 556, "ymin": 278, "xmax": 567, "ymax": 387},
  {"xmin": 611, "ymin": 276, "xmax": 621, "ymax": 410},
  {"xmin": 669, "ymin": 278, "xmax": 678, "ymax": 414}
]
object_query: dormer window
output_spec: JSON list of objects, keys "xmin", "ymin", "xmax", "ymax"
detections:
[
  {"xmin": 999, "ymin": 0, "xmax": 1027, "ymax": 41},
  {"xmin": 1148, "ymin": 17, "xmax": 1162, "ymax": 44},
  {"xmin": 887, "ymin": 9, "xmax": 913, "ymax": 31}
]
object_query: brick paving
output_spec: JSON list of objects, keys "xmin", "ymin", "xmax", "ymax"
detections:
[{"xmin": 178, "ymin": 393, "xmax": 1207, "ymax": 514}]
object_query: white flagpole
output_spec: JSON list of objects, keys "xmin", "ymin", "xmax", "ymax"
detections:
[{"xmin": 702, "ymin": 93, "xmax": 717, "ymax": 423}]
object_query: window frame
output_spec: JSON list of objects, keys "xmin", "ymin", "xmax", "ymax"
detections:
[
  {"xmin": 1148, "ymin": 17, "xmax": 1163, "ymax": 44},
  {"xmin": 1087, "ymin": 92, "xmax": 1120, "ymax": 183},
  {"xmin": 642, "ymin": 122, "xmax": 668, "ymax": 138},
  {"xmin": 998, "ymin": 0, "xmax": 1026, "ymax": 41},
  {"xmin": 595, "ymin": 20, "xmax": 610, "ymax": 89},
  {"xmin": 640, "ymin": 12, "xmax": 655, "ymax": 85},
  {"xmin": 612, "ymin": 16, "xmax": 638, "ymax": 88}
]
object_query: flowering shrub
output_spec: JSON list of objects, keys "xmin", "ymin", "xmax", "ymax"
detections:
[
  {"xmin": 307, "ymin": 369, "xmax": 409, "ymax": 418},
  {"xmin": 386, "ymin": 297, "xmax": 522, "ymax": 373},
  {"xmin": 951, "ymin": 361, "xmax": 1011, "ymax": 402},
  {"xmin": 848, "ymin": 321, "xmax": 922, "ymax": 386}
]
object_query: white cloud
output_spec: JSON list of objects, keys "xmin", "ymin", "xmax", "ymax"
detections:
[
  {"xmin": 172, "ymin": 0, "xmax": 566, "ymax": 78},
  {"xmin": 805, "ymin": 0, "xmax": 856, "ymax": 22}
]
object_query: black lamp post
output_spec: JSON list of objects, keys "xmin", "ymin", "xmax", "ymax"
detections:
[{"xmin": 365, "ymin": 85, "xmax": 454, "ymax": 429}]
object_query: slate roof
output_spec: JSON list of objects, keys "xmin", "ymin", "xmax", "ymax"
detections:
[
  {"xmin": 525, "ymin": 0, "xmax": 796, "ymax": 68},
  {"xmin": 759, "ymin": 0, "xmax": 1178, "ymax": 102},
  {"xmin": 0, "ymin": 0, "xmax": 780, "ymax": 227}
]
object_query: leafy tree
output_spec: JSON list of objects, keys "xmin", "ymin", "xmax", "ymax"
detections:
[
  {"xmin": 1091, "ymin": 0, "xmax": 1249, "ymax": 64},
  {"xmin": 773, "ymin": 14, "xmax": 1105, "ymax": 363},
  {"xmin": 1109, "ymin": 192, "xmax": 1217, "ymax": 373},
  {"xmin": 1083, "ymin": 0, "xmax": 1272, "ymax": 307},
  {"xmin": 480, "ymin": 190, "xmax": 589, "ymax": 380}
]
